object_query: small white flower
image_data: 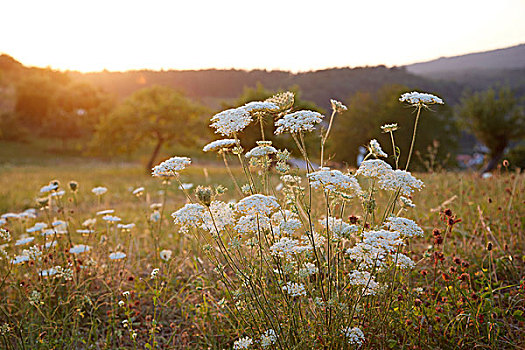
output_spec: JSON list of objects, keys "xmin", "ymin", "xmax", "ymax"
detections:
[
  {"xmin": 11, "ymin": 255, "xmax": 30, "ymax": 265},
  {"xmin": 152, "ymin": 156, "xmax": 191, "ymax": 177},
  {"xmin": 118, "ymin": 300, "xmax": 125, "ymax": 307},
  {"xmin": 26, "ymin": 222, "xmax": 47, "ymax": 233},
  {"xmin": 275, "ymin": 110, "xmax": 324, "ymax": 135},
  {"xmin": 210, "ymin": 107, "xmax": 252, "ymax": 137},
  {"xmin": 92, "ymin": 187, "xmax": 108, "ymax": 196},
  {"xmin": 109, "ymin": 252, "xmax": 126, "ymax": 260},
  {"xmin": 132, "ymin": 187, "xmax": 145, "ymax": 196},
  {"xmin": 69, "ymin": 245, "xmax": 91, "ymax": 254},
  {"xmin": 96, "ymin": 209, "xmax": 114, "ymax": 215},
  {"xmin": 233, "ymin": 336, "xmax": 253, "ymax": 349},
  {"xmin": 342, "ymin": 326, "xmax": 365, "ymax": 346},
  {"xmin": 368, "ymin": 139, "xmax": 388, "ymax": 158},
  {"xmin": 160, "ymin": 249, "xmax": 172, "ymax": 261},
  {"xmin": 15, "ymin": 237, "xmax": 35, "ymax": 246},
  {"xmin": 102, "ymin": 215, "xmax": 121, "ymax": 223},
  {"xmin": 381, "ymin": 123, "xmax": 398, "ymax": 133},
  {"xmin": 40, "ymin": 183, "xmax": 58, "ymax": 193},
  {"xmin": 151, "ymin": 268, "xmax": 160, "ymax": 279},
  {"xmin": 203, "ymin": 139, "xmax": 238, "ymax": 153},
  {"xmin": 330, "ymin": 99, "xmax": 347, "ymax": 113},
  {"xmin": 282, "ymin": 281, "xmax": 307, "ymax": 297},
  {"xmin": 260, "ymin": 329, "xmax": 277, "ymax": 347},
  {"xmin": 117, "ymin": 223, "xmax": 135, "ymax": 230}
]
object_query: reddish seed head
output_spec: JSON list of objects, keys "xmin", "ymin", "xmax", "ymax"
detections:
[
  {"xmin": 432, "ymin": 228, "xmax": 441, "ymax": 237},
  {"xmin": 444, "ymin": 208, "xmax": 452, "ymax": 217},
  {"xmin": 348, "ymin": 215, "xmax": 359, "ymax": 224},
  {"xmin": 453, "ymin": 257, "xmax": 461, "ymax": 265},
  {"xmin": 459, "ymin": 273, "xmax": 470, "ymax": 282},
  {"xmin": 434, "ymin": 236, "xmax": 443, "ymax": 245},
  {"xmin": 128, "ymin": 276, "xmax": 134, "ymax": 281},
  {"xmin": 461, "ymin": 260, "xmax": 470, "ymax": 268},
  {"xmin": 442, "ymin": 273, "xmax": 450, "ymax": 282},
  {"xmin": 420, "ymin": 270, "xmax": 428, "ymax": 276},
  {"xmin": 449, "ymin": 266, "xmax": 457, "ymax": 274}
]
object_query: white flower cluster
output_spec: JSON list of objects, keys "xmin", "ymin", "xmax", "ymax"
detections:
[
  {"xmin": 234, "ymin": 214, "xmax": 271, "ymax": 235},
  {"xmin": 243, "ymin": 101, "xmax": 279, "ymax": 113},
  {"xmin": 362, "ymin": 229, "xmax": 403, "ymax": 252},
  {"xmin": 201, "ymin": 201, "xmax": 235, "ymax": 234},
  {"xmin": 235, "ymin": 194, "xmax": 280, "ymax": 217},
  {"xmin": 270, "ymin": 237, "xmax": 310, "ymax": 260},
  {"xmin": 92, "ymin": 186, "xmax": 107, "ymax": 196},
  {"xmin": 210, "ymin": 107, "xmax": 252, "ymax": 136},
  {"xmin": 348, "ymin": 270, "xmax": 379, "ymax": 295},
  {"xmin": 356, "ymin": 160, "xmax": 424, "ymax": 196},
  {"xmin": 308, "ymin": 168, "xmax": 361, "ymax": 196},
  {"xmin": 274, "ymin": 110, "xmax": 324, "ymax": 135},
  {"xmin": 152, "ymin": 156, "xmax": 191, "ymax": 177},
  {"xmin": 260, "ymin": 329, "xmax": 277, "ymax": 347},
  {"xmin": 319, "ymin": 217, "xmax": 359, "ymax": 240},
  {"xmin": 282, "ymin": 281, "xmax": 306, "ymax": 297},
  {"xmin": 69, "ymin": 244, "xmax": 91, "ymax": 254},
  {"xmin": 171, "ymin": 203, "xmax": 206, "ymax": 233},
  {"xmin": 109, "ymin": 252, "xmax": 126, "ymax": 260},
  {"xmin": 384, "ymin": 216, "xmax": 424, "ymax": 238},
  {"xmin": 342, "ymin": 326, "xmax": 365, "ymax": 346},
  {"xmin": 203, "ymin": 139, "xmax": 237, "ymax": 153},
  {"xmin": 245, "ymin": 141, "xmax": 277, "ymax": 158},
  {"xmin": 399, "ymin": 91, "xmax": 444, "ymax": 106},
  {"xmin": 381, "ymin": 123, "xmax": 398, "ymax": 133},
  {"xmin": 298, "ymin": 262, "xmax": 318, "ymax": 278},
  {"xmin": 233, "ymin": 336, "xmax": 253, "ymax": 349},
  {"xmin": 368, "ymin": 139, "xmax": 388, "ymax": 158},
  {"xmin": 395, "ymin": 253, "xmax": 416, "ymax": 269}
]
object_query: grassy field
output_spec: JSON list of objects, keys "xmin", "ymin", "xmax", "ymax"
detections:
[{"xmin": 0, "ymin": 154, "xmax": 523, "ymax": 349}]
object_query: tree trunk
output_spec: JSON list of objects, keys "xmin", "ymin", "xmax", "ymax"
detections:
[
  {"xmin": 481, "ymin": 147, "xmax": 505, "ymax": 173},
  {"xmin": 146, "ymin": 137, "xmax": 163, "ymax": 173}
]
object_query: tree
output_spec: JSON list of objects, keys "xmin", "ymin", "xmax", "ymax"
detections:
[
  {"xmin": 90, "ymin": 85, "xmax": 208, "ymax": 171},
  {"xmin": 457, "ymin": 87, "xmax": 524, "ymax": 172},
  {"xmin": 331, "ymin": 84, "xmax": 458, "ymax": 170}
]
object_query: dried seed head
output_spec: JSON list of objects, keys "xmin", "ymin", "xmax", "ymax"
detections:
[{"xmin": 196, "ymin": 186, "xmax": 213, "ymax": 207}]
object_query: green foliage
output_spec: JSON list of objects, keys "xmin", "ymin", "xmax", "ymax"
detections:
[
  {"xmin": 331, "ymin": 84, "xmax": 459, "ymax": 169},
  {"xmin": 90, "ymin": 85, "xmax": 209, "ymax": 170},
  {"xmin": 457, "ymin": 87, "xmax": 525, "ymax": 171}
]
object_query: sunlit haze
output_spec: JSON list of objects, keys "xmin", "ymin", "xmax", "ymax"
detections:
[{"xmin": 2, "ymin": 0, "xmax": 524, "ymax": 72}]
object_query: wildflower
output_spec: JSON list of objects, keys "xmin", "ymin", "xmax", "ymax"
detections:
[
  {"xmin": 235, "ymin": 194, "xmax": 280, "ymax": 216},
  {"xmin": 363, "ymin": 229, "xmax": 403, "ymax": 252},
  {"xmin": 96, "ymin": 209, "xmax": 114, "ymax": 215},
  {"xmin": 196, "ymin": 186, "xmax": 213, "ymax": 206},
  {"xmin": 368, "ymin": 139, "xmax": 387, "ymax": 158},
  {"xmin": 69, "ymin": 245, "xmax": 91, "ymax": 254},
  {"xmin": 282, "ymin": 281, "xmax": 307, "ymax": 297},
  {"xmin": 270, "ymin": 237, "xmax": 309, "ymax": 259},
  {"xmin": 68, "ymin": 181, "xmax": 78, "ymax": 192},
  {"xmin": 399, "ymin": 91, "xmax": 444, "ymax": 106},
  {"xmin": 245, "ymin": 141, "xmax": 278, "ymax": 158},
  {"xmin": 330, "ymin": 99, "xmax": 347, "ymax": 113},
  {"xmin": 91, "ymin": 186, "xmax": 108, "ymax": 196},
  {"xmin": 394, "ymin": 253, "xmax": 415, "ymax": 269},
  {"xmin": 298, "ymin": 262, "xmax": 318, "ymax": 278},
  {"xmin": 152, "ymin": 156, "xmax": 191, "ymax": 177},
  {"xmin": 39, "ymin": 267, "xmax": 58, "ymax": 277},
  {"xmin": 384, "ymin": 216, "xmax": 424, "ymax": 238},
  {"xmin": 381, "ymin": 170, "xmax": 424, "ymax": 196},
  {"xmin": 319, "ymin": 217, "xmax": 359, "ymax": 240},
  {"xmin": 26, "ymin": 222, "xmax": 47, "ymax": 233},
  {"xmin": 348, "ymin": 270, "xmax": 379, "ymax": 295},
  {"xmin": 50, "ymin": 190, "xmax": 65, "ymax": 197},
  {"xmin": 29, "ymin": 290, "xmax": 42, "ymax": 306},
  {"xmin": 109, "ymin": 252, "xmax": 126, "ymax": 260},
  {"xmin": 260, "ymin": 329, "xmax": 277, "ymax": 347},
  {"xmin": 274, "ymin": 110, "xmax": 324, "ymax": 135},
  {"xmin": 102, "ymin": 215, "xmax": 121, "ymax": 223},
  {"xmin": 15, "ymin": 237, "xmax": 35, "ymax": 246},
  {"xmin": 400, "ymin": 196, "xmax": 415, "ymax": 208},
  {"xmin": 11, "ymin": 255, "xmax": 30, "ymax": 264},
  {"xmin": 132, "ymin": 187, "xmax": 144, "ymax": 196},
  {"xmin": 342, "ymin": 326, "xmax": 365, "ymax": 346},
  {"xmin": 308, "ymin": 168, "xmax": 361, "ymax": 195},
  {"xmin": 265, "ymin": 91, "xmax": 294, "ymax": 111},
  {"xmin": 118, "ymin": 300, "xmax": 125, "ymax": 307},
  {"xmin": 234, "ymin": 214, "xmax": 271, "ymax": 235},
  {"xmin": 150, "ymin": 211, "xmax": 161, "ymax": 222},
  {"xmin": 172, "ymin": 204, "xmax": 205, "ymax": 233},
  {"xmin": 150, "ymin": 203, "xmax": 162, "ymax": 210},
  {"xmin": 273, "ymin": 219, "xmax": 302, "ymax": 236},
  {"xmin": 356, "ymin": 159, "xmax": 394, "ymax": 181},
  {"xmin": 117, "ymin": 223, "xmax": 135, "ymax": 230},
  {"xmin": 0, "ymin": 228, "xmax": 10, "ymax": 241},
  {"xmin": 40, "ymin": 183, "xmax": 58, "ymax": 193},
  {"xmin": 242, "ymin": 101, "xmax": 279, "ymax": 113},
  {"xmin": 151, "ymin": 268, "xmax": 160, "ymax": 279},
  {"xmin": 160, "ymin": 249, "xmax": 172, "ymax": 261},
  {"xmin": 233, "ymin": 336, "xmax": 253, "ymax": 349},
  {"xmin": 381, "ymin": 123, "xmax": 398, "ymax": 133},
  {"xmin": 203, "ymin": 139, "xmax": 238, "ymax": 153},
  {"xmin": 210, "ymin": 107, "xmax": 252, "ymax": 136},
  {"xmin": 201, "ymin": 201, "xmax": 235, "ymax": 233},
  {"xmin": 122, "ymin": 291, "xmax": 130, "ymax": 297}
]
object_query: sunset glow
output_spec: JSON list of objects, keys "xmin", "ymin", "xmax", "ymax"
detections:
[{"xmin": 2, "ymin": 0, "xmax": 525, "ymax": 72}]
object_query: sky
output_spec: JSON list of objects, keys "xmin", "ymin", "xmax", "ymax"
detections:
[{"xmin": 1, "ymin": 0, "xmax": 524, "ymax": 73}]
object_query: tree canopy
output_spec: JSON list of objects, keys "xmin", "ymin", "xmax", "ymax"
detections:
[{"xmin": 90, "ymin": 85, "xmax": 208, "ymax": 171}]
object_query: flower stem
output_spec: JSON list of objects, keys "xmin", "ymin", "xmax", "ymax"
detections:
[{"xmin": 405, "ymin": 105, "xmax": 422, "ymax": 171}]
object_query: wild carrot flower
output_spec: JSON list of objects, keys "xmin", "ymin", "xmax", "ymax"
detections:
[
  {"xmin": 102, "ymin": 215, "xmax": 121, "ymax": 223},
  {"xmin": 245, "ymin": 141, "xmax": 277, "ymax": 158},
  {"xmin": 233, "ymin": 336, "xmax": 253, "ymax": 349},
  {"xmin": 330, "ymin": 99, "xmax": 347, "ymax": 113},
  {"xmin": 203, "ymin": 139, "xmax": 238, "ymax": 153},
  {"xmin": 91, "ymin": 186, "xmax": 108, "ymax": 196},
  {"xmin": 171, "ymin": 203, "xmax": 205, "ymax": 233},
  {"xmin": 260, "ymin": 329, "xmax": 277, "ymax": 347},
  {"xmin": 201, "ymin": 201, "xmax": 235, "ymax": 233},
  {"xmin": 308, "ymin": 168, "xmax": 361, "ymax": 195},
  {"xmin": 152, "ymin": 156, "xmax": 191, "ymax": 177},
  {"xmin": 40, "ymin": 183, "xmax": 58, "ymax": 193},
  {"xmin": 348, "ymin": 270, "xmax": 379, "ymax": 295},
  {"xmin": 282, "ymin": 281, "xmax": 307, "ymax": 297},
  {"xmin": 234, "ymin": 215, "xmax": 271, "ymax": 235},
  {"xmin": 69, "ymin": 245, "xmax": 91, "ymax": 254},
  {"xmin": 381, "ymin": 170, "xmax": 424, "ymax": 196},
  {"xmin": 160, "ymin": 249, "xmax": 172, "ymax": 261},
  {"xmin": 11, "ymin": 255, "xmax": 30, "ymax": 264},
  {"xmin": 242, "ymin": 101, "xmax": 279, "ymax": 113},
  {"xmin": 381, "ymin": 123, "xmax": 398, "ymax": 132},
  {"xmin": 368, "ymin": 139, "xmax": 388, "ymax": 158},
  {"xmin": 27, "ymin": 222, "xmax": 47, "ymax": 233},
  {"xmin": 274, "ymin": 110, "xmax": 324, "ymax": 135},
  {"xmin": 384, "ymin": 216, "xmax": 424, "ymax": 237},
  {"xmin": 109, "ymin": 252, "xmax": 126, "ymax": 260},
  {"xmin": 399, "ymin": 91, "xmax": 444, "ymax": 106},
  {"xmin": 235, "ymin": 194, "xmax": 280, "ymax": 216},
  {"xmin": 15, "ymin": 237, "xmax": 35, "ymax": 246},
  {"xmin": 265, "ymin": 91, "xmax": 294, "ymax": 111},
  {"xmin": 210, "ymin": 107, "xmax": 252, "ymax": 136},
  {"xmin": 319, "ymin": 217, "xmax": 359, "ymax": 240},
  {"xmin": 342, "ymin": 326, "xmax": 365, "ymax": 346}
]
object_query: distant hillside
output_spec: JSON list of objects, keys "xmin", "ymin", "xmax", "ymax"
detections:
[
  {"xmin": 68, "ymin": 66, "xmax": 464, "ymax": 110},
  {"xmin": 405, "ymin": 44, "xmax": 525, "ymax": 76}
]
